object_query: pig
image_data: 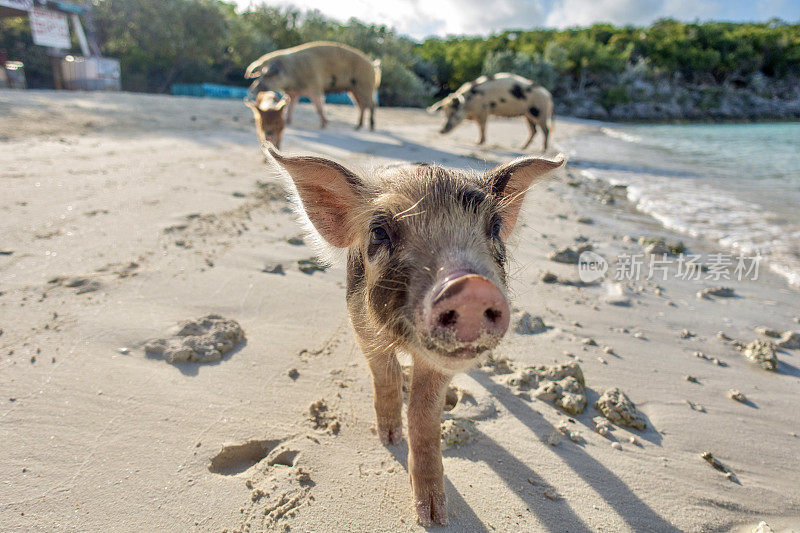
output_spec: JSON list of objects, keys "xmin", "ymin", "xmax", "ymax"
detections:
[
  {"xmin": 245, "ymin": 41, "xmax": 381, "ymax": 131},
  {"xmin": 265, "ymin": 142, "xmax": 565, "ymax": 525},
  {"xmin": 245, "ymin": 91, "xmax": 288, "ymax": 149},
  {"xmin": 428, "ymin": 72, "xmax": 555, "ymax": 151}
]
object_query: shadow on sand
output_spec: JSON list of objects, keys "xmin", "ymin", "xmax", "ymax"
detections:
[{"xmin": 379, "ymin": 367, "xmax": 677, "ymax": 531}]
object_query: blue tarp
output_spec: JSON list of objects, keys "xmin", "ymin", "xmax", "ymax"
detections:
[
  {"xmin": 171, "ymin": 83, "xmax": 249, "ymax": 99},
  {"xmin": 170, "ymin": 83, "xmax": 356, "ymax": 105},
  {"xmin": 300, "ymin": 93, "xmax": 354, "ymax": 105}
]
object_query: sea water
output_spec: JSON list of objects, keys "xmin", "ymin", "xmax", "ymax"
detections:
[{"xmin": 565, "ymin": 122, "xmax": 800, "ymax": 287}]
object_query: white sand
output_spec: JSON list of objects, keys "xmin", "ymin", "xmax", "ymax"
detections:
[{"xmin": 1, "ymin": 90, "xmax": 799, "ymax": 532}]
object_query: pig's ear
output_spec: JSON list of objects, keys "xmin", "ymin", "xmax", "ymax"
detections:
[
  {"xmin": 427, "ymin": 99, "xmax": 445, "ymax": 113},
  {"xmin": 245, "ymin": 54, "xmax": 269, "ymax": 79},
  {"xmin": 486, "ymin": 153, "xmax": 566, "ymax": 238},
  {"xmin": 264, "ymin": 144, "xmax": 363, "ymax": 248}
]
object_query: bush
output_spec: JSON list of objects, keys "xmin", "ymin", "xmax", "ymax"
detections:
[
  {"xmin": 481, "ymin": 50, "xmax": 560, "ymax": 91},
  {"xmin": 377, "ymin": 56, "xmax": 435, "ymax": 107},
  {"xmin": 601, "ymin": 86, "xmax": 632, "ymax": 108}
]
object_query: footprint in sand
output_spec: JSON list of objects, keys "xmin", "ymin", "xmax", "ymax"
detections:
[
  {"xmin": 297, "ymin": 332, "xmax": 341, "ymax": 361},
  {"xmin": 208, "ymin": 439, "xmax": 283, "ymax": 476},
  {"xmin": 297, "ymin": 257, "xmax": 328, "ymax": 275},
  {"xmin": 48, "ymin": 276, "xmax": 102, "ymax": 294},
  {"xmin": 208, "ymin": 437, "xmax": 313, "ymax": 531}
]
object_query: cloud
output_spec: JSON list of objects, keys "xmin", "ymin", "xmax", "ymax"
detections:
[
  {"xmin": 543, "ymin": 0, "xmax": 721, "ymax": 29},
  {"xmin": 261, "ymin": 0, "xmax": 545, "ymax": 39},
  {"xmin": 239, "ymin": 0, "xmax": 797, "ymax": 39}
]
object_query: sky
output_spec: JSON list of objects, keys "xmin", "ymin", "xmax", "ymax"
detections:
[{"xmin": 235, "ymin": 0, "xmax": 800, "ymax": 40}]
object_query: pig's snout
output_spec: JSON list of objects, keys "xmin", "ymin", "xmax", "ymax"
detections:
[{"xmin": 424, "ymin": 273, "xmax": 510, "ymax": 348}]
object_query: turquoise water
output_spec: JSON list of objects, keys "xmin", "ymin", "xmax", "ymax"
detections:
[{"xmin": 568, "ymin": 122, "xmax": 800, "ymax": 287}]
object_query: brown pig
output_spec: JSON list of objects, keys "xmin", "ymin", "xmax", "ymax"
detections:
[
  {"xmin": 245, "ymin": 41, "xmax": 381, "ymax": 130},
  {"xmin": 245, "ymin": 91, "xmax": 288, "ymax": 149},
  {"xmin": 266, "ymin": 143, "xmax": 565, "ymax": 525}
]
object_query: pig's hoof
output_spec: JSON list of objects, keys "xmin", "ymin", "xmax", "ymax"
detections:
[
  {"xmin": 377, "ymin": 421, "xmax": 403, "ymax": 445},
  {"xmin": 415, "ymin": 491, "xmax": 448, "ymax": 526}
]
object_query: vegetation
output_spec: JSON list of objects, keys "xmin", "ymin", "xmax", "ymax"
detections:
[{"xmin": 2, "ymin": 0, "xmax": 799, "ymax": 118}]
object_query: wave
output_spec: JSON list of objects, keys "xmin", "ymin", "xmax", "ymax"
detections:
[
  {"xmin": 583, "ymin": 166, "xmax": 800, "ymax": 288},
  {"xmin": 569, "ymin": 123, "xmax": 800, "ymax": 289},
  {"xmin": 600, "ymin": 127, "xmax": 642, "ymax": 144}
]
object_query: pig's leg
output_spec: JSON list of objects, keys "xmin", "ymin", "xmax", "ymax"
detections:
[
  {"xmin": 362, "ymin": 349, "xmax": 404, "ymax": 445},
  {"xmin": 541, "ymin": 122, "xmax": 550, "ymax": 151},
  {"xmin": 521, "ymin": 115, "xmax": 537, "ymax": 149},
  {"xmin": 310, "ymin": 92, "xmax": 328, "ymax": 128},
  {"xmin": 369, "ymin": 94, "xmax": 376, "ymax": 131},
  {"xmin": 285, "ymin": 92, "xmax": 298, "ymax": 125},
  {"xmin": 476, "ymin": 116, "xmax": 487, "ymax": 145},
  {"xmin": 356, "ymin": 106, "xmax": 365, "ymax": 130},
  {"xmin": 351, "ymin": 91, "xmax": 366, "ymax": 130},
  {"xmin": 408, "ymin": 359, "xmax": 450, "ymax": 526}
]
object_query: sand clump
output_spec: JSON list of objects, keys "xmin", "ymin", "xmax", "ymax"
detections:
[
  {"xmin": 555, "ymin": 420, "xmax": 584, "ymax": 444},
  {"xmin": 541, "ymin": 271, "xmax": 559, "ymax": 283},
  {"xmin": 540, "ymin": 270, "xmax": 597, "ymax": 287},
  {"xmin": 700, "ymin": 451, "xmax": 738, "ymax": 482},
  {"xmin": 262, "ymin": 263, "xmax": 285, "ymax": 275},
  {"xmin": 694, "ymin": 351, "xmax": 726, "ymax": 366},
  {"xmin": 644, "ymin": 241, "xmax": 670, "ymax": 255},
  {"xmin": 755, "ymin": 326, "xmax": 782, "ymax": 338},
  {"xmin": 686, "ymin": 400, "xmax": 706, "ymax": 413},
  {"xmin": 593, "ymin": 416, "xmax": 613, "ymax": 437},
  {"xmin": 514, "ymin": 312, "xmax": 547, "ymax": 335},
  {"xmin": 308, "ymin": 399, "xmax": 340, "ymax": 434},
  {"xmin": 441, "ymin": 418, "xmax": 477, "ymax": 449},
  {"xmin": 743, "ymin": 340, "xmax": 779, "ymax": 371},
  {"xmin": 297, "ymin": 258, "xmax": 328, "ymax": 275},
  {"xmin": 548, "ymin": 244, "xmax": 592, "ymax": 264},
  {"xmin": 697, "ymin": 286, "xmax": 736, "ymax": 299},
  {"xmin": 144, "ymin": 314, "xmax": 245, "ymax": 363},
  {"xmin": 752, "ymin": 522, "xmax": 775, "ymax": 533},
  {"xmin": 728, "ymin": 389, "xmax": 747, "ymax": 403},
  {"xmin": 638, "ymin": 236, "xmax": 685, "ymax": 255},
  {"xmin": 777, "ymin": 331, "xmax": 800, "ymax": 349},
  {"xmin": 481, "ymin": 353, "xmax": 514, "ymax": 374},
  {"xmin": 505, "ymin": 361, "xmax": 587, "ymax": 415},
  {"xmin": 595, "ymin": 387, "xmax": 647, "ymax": 430}
]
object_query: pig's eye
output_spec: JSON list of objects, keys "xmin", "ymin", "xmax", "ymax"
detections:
[
  {"xmin": 490, "ymin": 219, "xmax": 503, "ymax": 239},
  {"xmin": 370, "ymin": 225, "xmax": 391, "ymax": 247}
]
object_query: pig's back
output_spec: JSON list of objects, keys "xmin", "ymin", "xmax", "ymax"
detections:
[
  {"xmin": 463, "ymin": 73, "xmax": 549, "ymax": 117},
  {"xmin": 284, "ymin": 42, "xmax": 377, "ymax": 92}
]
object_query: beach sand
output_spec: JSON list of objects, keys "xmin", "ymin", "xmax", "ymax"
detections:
[{"xmin": 1, "ymin": 90, "xmax": 799, "ymax": 532}]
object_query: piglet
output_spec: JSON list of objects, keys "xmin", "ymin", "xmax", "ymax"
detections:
[
  {"xmin": 245, "ymin": 91, "xmax": 288, "ymax": 148},
  {"xmin": 266, "ymin": 144, "xmax": 565, "ymax": 525}
]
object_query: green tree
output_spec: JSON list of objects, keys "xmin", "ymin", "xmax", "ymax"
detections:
[{"xmin": 93, "ymin": 0, "xmax": 231, "ymax": 91}]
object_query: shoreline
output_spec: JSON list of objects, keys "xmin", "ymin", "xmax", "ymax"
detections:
[
  {"xmin": 1, "ymin": 90, "xmax": 799, "ymax": 532},
  {"xmin": 13, "ymin": 87, "xmax": 800, "ymax": 127}
]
